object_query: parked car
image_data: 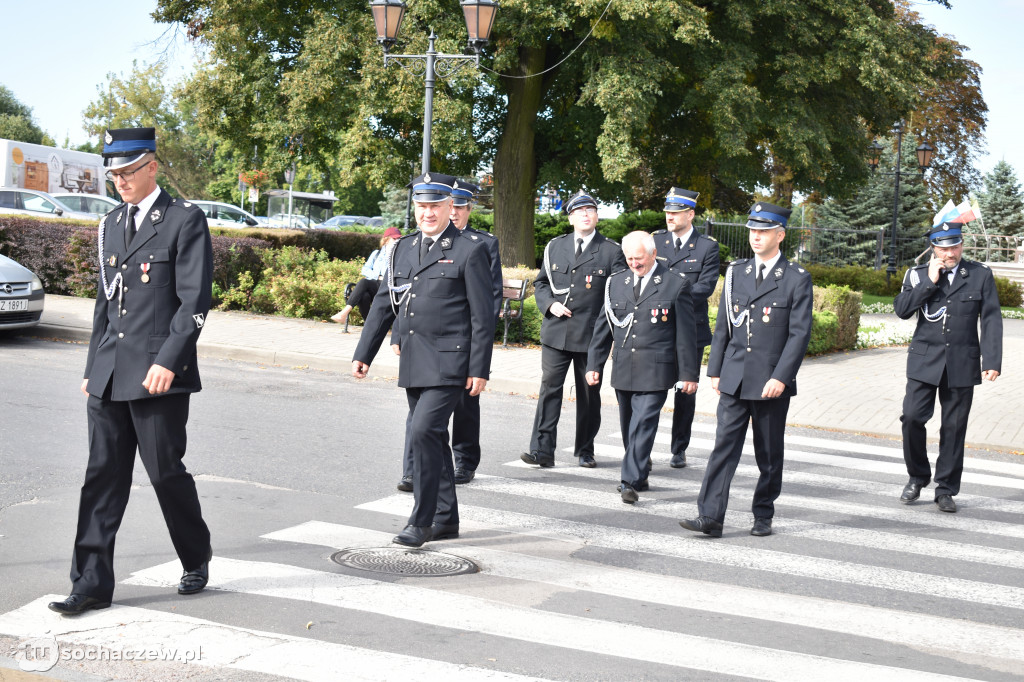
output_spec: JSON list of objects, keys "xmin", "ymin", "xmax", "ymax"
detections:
[
  {"xmin": 0, "ymin": 254, "xmax": 45, "ymax": 330},
  {"xmin": 188, "ymin": 200, "xmax": 260, "ymax": 228},
  {"xmin": 0, "ymin": 187, "xmax": 96, "ymax": 222},
  {"xmin": 267, "ymin": 213, "xmax": 310, "ymax": 229},
  {"xmin": 50, "ymin": 192, "xmax": 120, "ymax": 216},
  {"xmin": 316, "ymin": 215, "xmax": 386, "ymax": 229}
]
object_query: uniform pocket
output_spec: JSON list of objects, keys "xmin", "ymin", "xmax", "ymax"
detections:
[
  {"xmin": 438, "ymin": 336, "xmax": 470, "ymax": 380},
  {"xmin": 137, "ymin": 248, "xmax": 171, "ymax": 287},
  {"xmin": 148, "ymin": 334, "xmax": 168, "ymax": 354},
  {"xmin": 427, "ymin": 269, "xmax": 462, "ymax": 298}
]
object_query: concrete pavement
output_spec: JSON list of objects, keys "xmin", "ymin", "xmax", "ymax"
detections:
[{"xmin": 23, "ymin": 294, "xmax": 1024, "ymax": 453}]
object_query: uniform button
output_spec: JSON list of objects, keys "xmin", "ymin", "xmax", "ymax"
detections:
[
  {"xmin": 410, "ymin": 330, "xmax": 415, "ymax": 335},
  {"xmin": 121, "ymin": 310, "xmax": 127, "ymax": 315},
  {"xmin": 456, "ymin": 345, "xmax": 461, "ymax": 349},
  {"xmin": 631, "ymin": 348, "xmax": 635, "ymax": 352},
  {"xmin": 571, "ymin": 284, "xmax": 575, "ymax": 287},
  {"xmin": 123, "ymin": 287, "xmax": 129, "ymax": 292},
  {"xmin": 750, "ymin": 304, "xmax": 755, "ymax": 308},
  {"xmin": 946, "ymin": 343, "xmax": 950, "ymax": 346},
  {"xmin": 569, "ymin": 298, "xmax": 573, "ymax": 302},
  {"xmin": 118, "ymin": 332, "xmax": 124, "ymax": 339},
  {"xmin": 632, "ymin": 334, "xmax": 636, "ymax": 338},
  {"xmin": 414, "ymin": 276, "xmax": 418, "ymax": 281},
  {"xmin": 183, "ymin": 365, "xmax": 189, "ymax": 371},
  {"xmin": 411, "ymin": 294, "xmax": 416, "ymax": 298},
  {"xmin": 121, "ymin": 264, "xmax": 127, "ymax": 270},
  {"xmin": 572, "ymin": 269, "xmax": 576, "ymax": 273},
  {"xmin": 149, "ymin": 255, "xmax": 155, "ymax": 260},
  {"xmin": 746, "ymin": 347, "xmax": 751, "ymax": 352},
  {"xmin": 410, "ymin": 312, "xmax": 415, "ymax": 316}
]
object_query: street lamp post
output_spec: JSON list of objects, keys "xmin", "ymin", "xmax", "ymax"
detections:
[
  {"xmin": 369, "ymin": 0, "xmax": 499, "ymax": 175},
  {"xmin": 868, "ymin": 121, "xmax": 934, "ymax": 283}
]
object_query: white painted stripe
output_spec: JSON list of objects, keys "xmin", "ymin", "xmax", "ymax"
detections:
[
  {"xmin": 122, "ymin": 558, "xmax": 976, "ymax": 681},
  {"xmin": 474, "ymin": 471, "xmax": 1024, "ymax": 569},
  {"xmin": 583, "ymin": 445, "xmax": 1024, "ymax": 540},
  {"xmin": 358, "ymin": 495, "xmax": 1024, "ymax": 611},
  {"xmin": 0, "ymin": 596, "xmax": 545, "ymax": 682},
  {"xmin": 264, "ymin": 520, "xmax": 1024, "ymax": 667}
]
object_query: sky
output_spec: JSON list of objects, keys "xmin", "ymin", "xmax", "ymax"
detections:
[{"xmin": 1, "ymin": 1, "xmax": 1021, "ymax": 185}]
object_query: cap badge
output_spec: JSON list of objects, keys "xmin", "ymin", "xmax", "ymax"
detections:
[
  {"xmin": 424, "ymin": 173, "xmax": 432, "ymax": 183},
  {"xmin": 755, "ymin": 203, "xmax": 763, "ymax": 212},
  {"xmin": 453, "ymin": 181, "xmax": 460, "ymax": 189},
  {"xmin": 104, "ymin": 131, "xmax": 113, "ymax": 144}
]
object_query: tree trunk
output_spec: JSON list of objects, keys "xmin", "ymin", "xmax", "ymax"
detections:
[{"xmin": 493, "ymin": 46, "xmax": 546, "ymax": 268}]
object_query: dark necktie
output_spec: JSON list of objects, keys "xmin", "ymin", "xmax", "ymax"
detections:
[
  {"xmin": 575, "ymin": 237, "xmax": 584, "ymax": 259},
  {"xmin": 939, "ymin": 269, "xmax": 951, "ymax": 292},
  {"xmin": 125, "ymin": 205, "xmax": 139, "ymax": 247},
  {"xmin": 675, "ymin": 237, "xmax": 682, "ymax": 254},
  {"xmin": 633, "ymin": 276, "xmax": 642, "ymax": 300},
  {"xmin": 420, "ymin": 236, "xmax": 434, "ymax": 264},
  {"xmin": 756, "ymin": 263, "xmax": 765, "ymax": 287}
]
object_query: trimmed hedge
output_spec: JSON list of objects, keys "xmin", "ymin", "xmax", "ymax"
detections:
[
  {"xmin": 210, "ymin": 225, "xmax": 381, "ymax": 262},
  {"xmin": 0, "ymin": 216, "xmax": 94, "ymax": 296},
  {"xmin": 813, "ymin": 285, "xmax": 861, "ymax": 351},
  {"xmin": 807, "ymin": 311, "xmax": 839, "ymax": 355}
]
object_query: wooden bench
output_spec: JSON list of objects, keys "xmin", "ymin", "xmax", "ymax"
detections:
[{"xmin": 498, "ymin": 278, "xmax": 529, "ymax": 347}]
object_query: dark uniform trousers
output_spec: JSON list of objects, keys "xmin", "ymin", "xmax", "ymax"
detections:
[
  {"xmin": 652, "ymin": 229, "xmax": 720, "ymax": 458},
  {"xmin": 531, "ymin": 231, "xmax": 626, "ymax": 459},
  {"xmin": 894, "ymin": 260, "xmax": 1001, "ymax": 498},
  {"xmin": 586, "ymin": 264, "xmax": 699, "ymax": 487},
  {"xmin": 73, "ymin": 190, "xmax": 213, "ymax": 600},
  {"xmin": 355, "ymin": 222, "xmax": 494, "ymax": 529},
  {"xmin": 697, "ymin": 256, "xmax": 813, "ymax": 523}
]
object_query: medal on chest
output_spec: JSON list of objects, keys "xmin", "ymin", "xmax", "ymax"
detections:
[
  {"xmin": 762, "ymin": 306, "xmax": 771, "ymax": 323},
  {"xmin": 661, "ymin": 308, "xmax": 668, "ymax": 322},
  {"xmin": 585, "ymin": 275, "xmax": 593, "ymax": 289},
  {"xmin": 651, "ymin": 308, "xmax": 658, "ymax": 324},
  {"xmin": 140, "ymin": 263, "xmax": 151, "ymax": 283}
]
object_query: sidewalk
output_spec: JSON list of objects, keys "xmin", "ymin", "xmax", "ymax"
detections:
[{"xmin": 26, "ymin": 295, "xmax": 1024, "ymax": 453}]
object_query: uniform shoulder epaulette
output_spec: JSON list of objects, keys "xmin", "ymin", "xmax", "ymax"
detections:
[
  {"xmin": 793, "ymin": 265, "xmax": 809, "ymax": 275},
  {"xmin": 103, "ymin": 203, "xmax": 126, "ymax": 218},
  {"xmin": 604, "ymin": 237, "xmax": 619, "ymax": 245},
  {"xmin": 729, "ymin": 258, "xmax": 749, "ymax": 267},
  {"xmin": 610, "ymin": 267, "xmax": 631, "ymax": 278},
  {"xmin": 475, "ymin": 229, "xmax": 496, "ymax": 239},
  {"xmin": 656, "ymin": 255, "xmax": 668, "ymax": 261},
  {"xmin": 175, "ymin": 199, "xmax": 203, "ymax": 212},
  {"xmin": 398, "ymin": 231, "xmax": 417, "ymax": 241},
  {"xmin": 652, "ymin": 228, "xmax": 668, "ymax": 235},
  {"xmin": 703, "ymin": 234, "xmax": 718, "ymax": 243}
]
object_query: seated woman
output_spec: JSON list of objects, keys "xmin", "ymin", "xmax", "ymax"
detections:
[{"xmin": 332, "ymin": 226, "xmax": 402, "ymax": 325}]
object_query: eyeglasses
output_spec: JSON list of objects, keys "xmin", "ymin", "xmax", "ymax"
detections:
[
  {"xmin": 571, "ymin": 207, "xmax": 598, "ymax": 215},
  {"xmin": 105, "ymin": 161, "xmax": 151, "ymax": 183}
]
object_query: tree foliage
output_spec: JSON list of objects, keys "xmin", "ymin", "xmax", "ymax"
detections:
[
  {"xmin": 0, "ymin": 85, "xmax": 52, "ymax": 145},
  {"xmin": 978, "ymin": 160, "xmax": 1024, "ymax": 237}
]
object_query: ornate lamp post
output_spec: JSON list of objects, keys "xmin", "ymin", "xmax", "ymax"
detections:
[
  {"xmin": 868, "ymin": 122, "xmax": 934, "ymax": 282},
  {"xmin": 369, "ymin": 0, "xmax": 499, "ymax": 175}
]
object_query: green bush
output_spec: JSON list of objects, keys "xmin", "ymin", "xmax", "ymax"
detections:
[
  {"xmin": 495, "ymin": 295, "xmax": 543, "ymax": 344},
  {"xmin": 801, "ymin": 264, "xmax": 907, "ymax": 296},
  {"xmin": 994, "ymin": 276, "xmax": 1023, "ymax": 307},
  {"xmin": 807, "ymin": 311, "xmax": 839, "ymax": 355},
  {"xmin": 210, "ymin": 225, "xmax": 380, "ymax": 262},
  {"xmin": 813, "ymin": 285, "xmax": 861, "ymax": 351}
]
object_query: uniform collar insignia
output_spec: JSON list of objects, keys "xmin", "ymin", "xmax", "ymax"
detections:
[
  {"xmin": 744, "ymin": 264, "xmax": 752, "ymax": 275},
  {"xmin": 774, "ymin": 267, "xmax": 783, "ymax": 277},
  {"xmin": 624, "ymin": 276, "xmax": 631, "ymax": 284},
  {"xmin": 150, "ymin": 209, "xmax": 161, "ymax": 222},
  {"xmin": 959, "ymin": 266, "xmax": 967, "ymax": 276},
  {"xmin": 653, "ymin": 275, "xmax": 662, "ymax": 284},
  {"xmin": 117, "ymin": 211, "xmax": 123, "ymax": 223},
  {"xmin": 440, "ymin": 237, "xmax": 451, "ymax": 249}
]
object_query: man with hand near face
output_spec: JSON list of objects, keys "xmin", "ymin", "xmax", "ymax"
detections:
[
  {"xmin": 353, "ymin": 173, "xmax": 495, "ymax": 547},
  {"xmin": 522, "ymin": 191, "xmax": 627, "ymax": 469},
  {"xmin": 586, "ymin": 231, "xmax": 699, "ymax": 503},
  {"xmin": 50, "ymin": 127, "xmax": 214, "ymax": 615},
  {"xmin": 894, "ymin": 220, "xmax": 1002, "ymax": 513},
  {"xmin": 679, "ymin": 202, "xmax": 812, "ymax": 538}
]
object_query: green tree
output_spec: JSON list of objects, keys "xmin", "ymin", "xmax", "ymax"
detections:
[
  {"xmin": 155, "ymin": 0, "xmax": 959, "ymax": 266},
  {"xmin": 977, "ymin": 160, "xmax": 1024, "ymax": 237},
  {"xmin": 0, "ymin": 85, "xmax": 52, "ymax": 145}
]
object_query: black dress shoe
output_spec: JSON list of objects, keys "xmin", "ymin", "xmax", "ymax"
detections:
[
  {"xmin": 430, "ymin": 522, "xmax": 460, "ymax": 540},
  {"xmin": 48, "ymin": 593, "xmax": 110, "ymax": 615},
  {"xmin": 900, "ymin": 480, "xmax": 923, "ymax": 504},
  {"xmin": 578, "ymin": 454, "xmax": 597, "ymax": 468},
  {"xmin": 669, "ymin": 452, "xmax": 687, "ymax": 468},
  {"xmin": 393, "ymin": 525, "xmax": 432, "ymax": 547},
  {"xmin": 634, "ymin": 479, "xmax": 650, "ymax": 492},
  {"xmin": 520, "ymin": 451, "xmax": 554, "ymax": 467},
  {"xmin": 678, "ymin": 516, "xmax": 723, "ymax": 538},
  {"xmin": 397, "ymin": 476, "xmax": 414, "ymax": 492},
  {"xmin": 178, "ymin": 559, "xmax": 210, "ymax": 595},
  {"xmin": 618, "ymin": 484, "xmax": 638, "ymax": 504},
  {"xmin": 750, "ymin": 517, "xmax": 773, "ymax": 536},
  {"xmin": 454, "ymin": 467, "xmax": 475, "ymax": 484},
  {"xmin": 935, "ymin": 494, "xmax": 957, "ymax": 513}
]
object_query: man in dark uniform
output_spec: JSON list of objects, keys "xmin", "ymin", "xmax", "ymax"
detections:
[
  {"xmin": 679, "ymin": 202, "xmax": 812, "ymax": 538},
  {"xmin": 49, "ymin": 128, "xmax": 214, "ymax": 615},
  {"xmin": 651, "ymin": 187, "xmax": 720, "ymax": 468},
  {"xmin": 894, "ymin": 221, "xmax": 1002, "ymax": 513},
  {"xmin": 395, "ymin": 179, "xmax": 501, "ymax": 491},
  {"xmin": 522, "ymin": 191, "xmax": 627, "ymax": 468},
  {"xmin": 353, "ymin": 173, "xmax": 495, "ymax": 547},
  {"xmin": 586, "ymin": 231, "xmax": 699, "ymax": 503}
]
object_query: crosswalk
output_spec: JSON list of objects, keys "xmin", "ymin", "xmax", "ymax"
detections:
[{"xmin": 3, "ymin": 421, "xmax": 1024, "ymax": 681}]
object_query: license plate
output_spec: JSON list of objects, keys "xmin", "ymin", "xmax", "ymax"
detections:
[{"xmin": 0, "ymin": 299, "xmax": 28, "ymax": 312}]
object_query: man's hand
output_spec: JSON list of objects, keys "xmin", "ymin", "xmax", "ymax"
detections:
[
  {"xmin": 983, "ymin": 369, "xmax": 1000, "ymax": 382},
  {"xmin": 80, "ymin": 379, "xmax": 89, "ymax": 396},
  {"xmin": 678, "ymin": 381, "xmax": 698, "ymax": 395},
  {"xmin": 466, "ymin": 377, "xmax": 487, "ymax": 397},
  {"xmin": 549, "ymin": 302, "xmax": 572, "ymax": 318},
  {"xmin": 761, "ymin": 378, "xmax": 787, "ymax": 399},
  {"xmin": 352, "ymin": 360, "xmax": 370, "ymax": 379},
  {"xmin": 710, "ymin": 377, "xmax": 720, "ymax": 395},
  {"xmin": 585, "ymin": 371, "xmax": 600, "ymax": 386},
  {"xmin": 927, "ymin": 256, "xmax": 944, "ymax": 284},
  {"xmin": 391, "ymin": 344, "xmax": 401, "ymax": 356},
  {"xmin": 142, "ymin": 364, "xmax": 175, "ymax": 395}
]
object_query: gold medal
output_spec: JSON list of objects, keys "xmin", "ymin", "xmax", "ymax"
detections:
[
  {"xmin": 661, "ymin": 315, "xmax": 668, "ymax": 322},
  {"xmin": 762, "ymin": 315, "xmax": 770, "ymax": 323},
  {"xmin": 586, "ymin": 283, "xmax": 591, "ymax": 289},
  {"xmin": 141, "ymin": 274, "xmax": 150, "ymax": 283}
]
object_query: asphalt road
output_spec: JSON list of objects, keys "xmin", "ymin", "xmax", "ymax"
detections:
[{"xmin": 1, "ymin": 336, "xmax": 1023, "ymax": 681}]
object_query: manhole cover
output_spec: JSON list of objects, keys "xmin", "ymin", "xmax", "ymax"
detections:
[{"xmin": 330, "ymin": 547, "xmax": 479, "ymax": 577}]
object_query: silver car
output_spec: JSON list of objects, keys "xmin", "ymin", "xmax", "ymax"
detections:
[
  {"xmin": 188, "ymin": 200, "xmax": 260, "ymax": 227},
  {"xmin": 0, "ymin": 187, "xmax": 96, "ymax": 222},
  {"xmin": 50, "ymin": 192, "xmax": 120, "ymax": 216},
  {"xmin": 0, "ymin": 254, "xmax": 45, "ymax": 329}
]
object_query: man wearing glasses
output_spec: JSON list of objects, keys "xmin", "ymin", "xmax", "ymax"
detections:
[
  {"xmin": 49, "ymin": 127, "xmax": 214, "ymax": 614},
  {"xmin": 522, "ymin": 191, "xmax": 627, "ymax": 469}
]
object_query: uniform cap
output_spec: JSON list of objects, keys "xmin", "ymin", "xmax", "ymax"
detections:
[
  {"xmin": 565, "ymin": 191, "xmax": 598, "ymax": 214},
  {"xmin": 451, "ymin": 179, "xmax": 481, "ymax": 207},
  {"xmin": 746, "ymin": 201, "xmax": 791, "ymax": 229},
  {"xmin": 926, "ymin": 222, "xmax": 963, "ymax": 247},
  {"xmin": 664, "ymin": 187, "xmax": 698, "ymax": 212},
  {"xmin": 102, "ymin": 128, "xmax": 157, "ymax": 170},
  {"xmin": 410, "ymin": 172, "xmax": 456, "ymax": 203}
]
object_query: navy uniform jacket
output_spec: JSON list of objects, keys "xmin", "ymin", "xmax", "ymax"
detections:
[
  {"xmin": 534, "ymin": 232, "xmax": 627, "ymax": 352},
  {"xmin": 354, "ymin": 222, "xmax": 495, "ymax": 387},
  {"xmin": 707, "ymin": 257, "xmax": 813, "ymax": 400},
  {"xmin": 84, "ymin": 191, "xmax": 213, "ymax": 401},
  {"xmin": 461, "ymin": 225, "xmax": 503, "ymax": 320},
  {"xmin": 893, "ymin": 260, "xmax": 1002, "ymax": 388},
  {"xmin": 587, "ymin": 264, "xmax": 700, "ymax": 392},
  {"xmin": 652, "ymin": 228, "xmax": 720, "ymax": 346}
]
